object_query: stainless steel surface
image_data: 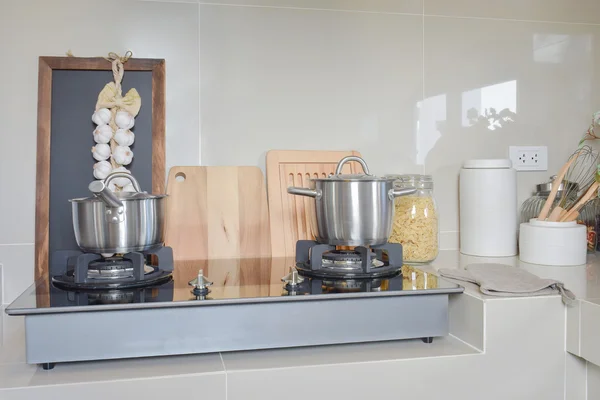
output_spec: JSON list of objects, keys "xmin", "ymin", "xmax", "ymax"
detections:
[
  {"xmin": 88, "ymin": 180, "xmax": 123, "ymax": 208},
  {"xmin": 287, "ymin": 156, "xmax": 416, "ymax": 246},
  {"xmin": 282, "ymin": 267, "xmax": 304, "ymax": 286},
  {"xmin": 335, "ymin": 155, "xmax": 370, "ymax": 176},
  {"xmin": 20, "ymin": 293, "xmax": 453, "ymax": 365},
  {"xmin": 188, "ymin": 270, "xmax": 213, "ymax": 291},
  {"xmin": 104, "ymin": 172, "xmax": 142, "ymax": 192},
  {"xmin": 70, "ymin": 173, "xmax": 167, "ymax": 253}
]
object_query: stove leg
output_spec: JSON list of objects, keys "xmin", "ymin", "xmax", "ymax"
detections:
[
  {"xmin": 41, "ymin": 363, "xmax": 55, "ymax": 370},
  {"xmin": 422, "ymin": 337, "xmax": 433, "ymax": 344}
]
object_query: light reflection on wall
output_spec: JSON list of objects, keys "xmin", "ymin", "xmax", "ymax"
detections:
[
  {"xmin": 533, "ymin": 34, "xmax": 591, "ymax": 64},
  {"xmin": 462, "ymin": 80, "xmax": 517, "ymax": 130},
  {"xmin": 416, "ymin": 94, "xmax": 446, "ymax": 165}
]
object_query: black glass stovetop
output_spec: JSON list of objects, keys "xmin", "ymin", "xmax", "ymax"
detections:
[{"xmin": 6, "ymin": 257, "xmax": 462, "ymax": 316}]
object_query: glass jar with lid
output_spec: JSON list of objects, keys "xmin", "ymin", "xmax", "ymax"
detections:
[
  {"xmin": 520, "ymin": 176, "xmax": 579, "ymax": 223},
  {"xmin": 385, "ymin": 174, "xmax": 439, "ymax": 264}
]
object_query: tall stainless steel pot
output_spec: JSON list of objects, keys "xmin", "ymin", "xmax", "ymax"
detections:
[
  {"xmin": 70, "ymin": 172, "xmax": 167, "ymax": 253},
  {"xmin": 287, "ymin": 156, "xmax": 415, "ymax": 246}
]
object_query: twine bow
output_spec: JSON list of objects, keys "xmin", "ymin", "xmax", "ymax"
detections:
[{"xmin": 95, "ymin": 51, "xmax": 141, "ymax": 117}]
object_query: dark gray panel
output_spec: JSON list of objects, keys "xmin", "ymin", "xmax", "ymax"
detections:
[{"xmin": 49, "ymin": 70, "xmax": 153, "ymax": 259}]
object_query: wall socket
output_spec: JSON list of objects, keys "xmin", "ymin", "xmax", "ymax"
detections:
[{"xmin": 509, "ymin": 146, "xmax": 548, "ymax": 171}]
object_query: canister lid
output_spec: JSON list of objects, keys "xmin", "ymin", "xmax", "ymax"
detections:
[
  {"xmin": 536, "ymin": 176, "xmax": 578, "ymax": 194},
  {"xmin": 385, "ymin": 174, "xmax": 433, "ymax": 189},
  {"xmin": 462, "ymin": 159, "xmax": 513, "ymax": 169}
]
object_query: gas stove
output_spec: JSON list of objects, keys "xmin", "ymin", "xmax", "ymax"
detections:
[
  {"xmin": 7, "ymin": 249, "xmax": 463, "ymax": 370},
  {"xmin": 50, "ymin": 246, "xmax": 174, "ymax": 291},
  {"xmin": 294, "ymin": 240, "xmax": 403, "ymax": 279}
]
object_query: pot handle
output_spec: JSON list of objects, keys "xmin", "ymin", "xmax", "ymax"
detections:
[
  {"xmin": 104, "ymin": 172, "xmax": 142, "ymax": 192},
  {"xmin": 89, "ymin": 180, "xmax": 124, "ymax": 208},
  {"xmin": 335, "ymin": 156, "xmax": 371, "ymax": 175},
  {"xmin": 388, "ymin": 187, "xmax": 417, "ymax": 200},
  {"xmin": 287, "ymin": 187, "xmax": 322, "ymax": 199}
]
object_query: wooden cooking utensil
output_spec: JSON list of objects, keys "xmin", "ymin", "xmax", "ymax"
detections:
[
  {"xmin": 538, "ymin": 151, "xmax": 581, "ymax": 220},
  {"xmin": 560, "ymin": 181, "xmax": 600, "ymax": 222}
]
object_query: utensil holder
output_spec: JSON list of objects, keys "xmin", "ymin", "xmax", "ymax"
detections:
[{"xmin": 519, "ymin": 219, "xmax": 586, "ymax": 266}]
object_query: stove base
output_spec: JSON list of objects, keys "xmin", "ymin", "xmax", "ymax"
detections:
[{"xmin": 23, "ymin": 294, "xmax": 450, "ymax": 367}]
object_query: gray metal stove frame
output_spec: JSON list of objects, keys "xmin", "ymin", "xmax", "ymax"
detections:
[{"xmin": 9, "ymin": 286, "xmax": 463, "ymax": 369}]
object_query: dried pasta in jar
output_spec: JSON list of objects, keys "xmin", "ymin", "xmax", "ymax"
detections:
[{"xmin": 386, "ymin": 175, "xmax": 439, "ymax": 263}]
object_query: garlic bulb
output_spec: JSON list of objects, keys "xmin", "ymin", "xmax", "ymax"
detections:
[
  {"xmin": 115, "ymin": 111, "xmax": 135, "ymax": 130},
  {"xmin": 108, "ymin": 181, "xmax": 118, "ymax": 192},
  {"xmin": 111, "ymin": 166, "xmax": 133, "ymax": 187},
  {"xmin": 92, "ymin": 108, "xmax": 111, "ymax": 126},
  {"xmin": 114, "ymin": 129, "xmax": 135, "ymax": 147},
  {"xmin": 91, "ymin": 143, "xmax": 111, "ymax": 161},
  {"xmin": 112, "ymin": 146, "xmax": 133, "ymax": 165},
  {"xmin": 123, "ymin": 183, "xmax": 137, "ymax": 192},
  {"xmin": 93, "ymin": 161, "xmax": 112, "ymax": 180},
  {"xmin": 93, "ymin": 125, "xmax": 113, "ymax": 144}
]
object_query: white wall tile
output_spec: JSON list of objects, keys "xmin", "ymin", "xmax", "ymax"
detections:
[
  {"xmin": 199, "ymin": 4, "xmax": 423, "ymax": 176},
  {"xmin": 589, "ymin": 361, "xmax": 600, "ymax": 400},
  {"xmin": 0, "ymin": 245, "xmax": 34, "ymax": 305},
  {"xmin": 199, "ymin": 0, "xmax": 422, "ymax": 14},
  {"xmin": 423, "ymin": 16, "xmax": 600, "ymax": 233},
  {"xmin": 425, "ymin": 0, "xmax": 600, "ymax": 24},
  {"xmin": 565, "ymin": 353, "xmax": 587, "ymax": 400},
  {"xmin": 0, "ymin": 0, "xmax": 200, "ymax": 244}
]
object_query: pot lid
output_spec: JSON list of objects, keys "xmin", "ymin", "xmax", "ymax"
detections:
[
  {"xmin": 315, "ymin": 156, "xmax": 393, "ymax": 182},
  {"xmin": 536, "ymin": 176, "xmax": 578, "ymax": 194},
  {"xmin": 70, "ymin": 191, "xmax": 167, "ymax": 203},
  {"xmin": 463, "ymin": 159, "xmax": 512, "ymax": 169},
  {"xmin": 70, "ymin": 172, "xmax": 166, "ymax": 203}
]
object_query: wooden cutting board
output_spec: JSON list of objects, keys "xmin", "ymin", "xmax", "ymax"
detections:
[{"xmin": 165, "ymin": 166, "xmax": 271, "ymax": 261}]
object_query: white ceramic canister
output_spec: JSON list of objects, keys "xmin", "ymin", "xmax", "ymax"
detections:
[
  {"xmin": 459, "ymin": 159, "xmax": 517, "ymax": 256},
  {"xmin": 519, "ymin": 219, "xmax": 587, "ymax": 266}
]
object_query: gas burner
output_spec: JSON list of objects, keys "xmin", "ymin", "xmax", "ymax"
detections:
[
  {"xmin": 50, "ymin": 247, "xmax": 174, "ymax": 291},
  {"xmin": 89, "ymin": 257, "xmax": 133, "ymax": 271},
  {"xmin": 321, "ymin": 250, "xmax": 384, "ymax": 270},
  {"xmin": 295, "ymin": 240, "xmax": 403, "ymax": 279}
]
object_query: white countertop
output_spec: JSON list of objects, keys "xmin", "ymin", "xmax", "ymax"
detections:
[{"xmin": 1, "ymin": 249, "xmax": 593, "ymax": 399}]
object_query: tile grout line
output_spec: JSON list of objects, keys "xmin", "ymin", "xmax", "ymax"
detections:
[
  {"xmin": 421, "ymin": 0, "xmax": 425, "ymax": 176},
  {"xmin": 219, "ymin": 353, "xmax": 228, "ymax": 399},
  {"xmin": 198, "ymin": 2, "xmax": 203, "ymax": 165},
  {"xmin": 195, "ymin": 2, "xmax": 600, "ymax": 26},
  {"xmin": 198, "ymin": 2, "xmax": 422, "ymax": 16},
  {"xmin": 425, "ymin": 13, "xmax": 600, "ymax": 26}
]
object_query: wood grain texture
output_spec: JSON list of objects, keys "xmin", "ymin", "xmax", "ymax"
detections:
[
  {"xmin": 151, "ymin": 60, "xmax": 166, "ymax": 193},
  {"xmin": 266, "ymin": 150, "xmax": 362, "ymax": 257},
  {"xmin": 165, "ymin": 166, "xmax": 271, "ymax": 263},
  {"xmin": 34, "ymin": 58, "xmax": 52, "ymax": 283},
  {"xmin": 34, "ymin": 57, "xmax": 166, "ymax": 282},
  {"xmin": 42, "ymin": 57, "xmax": 163, "ymax": 71}
]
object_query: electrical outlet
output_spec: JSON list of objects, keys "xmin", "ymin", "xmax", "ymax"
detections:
[{"xmin": 509, "ymin": 146, "xmax": 548, "ymax": 171}]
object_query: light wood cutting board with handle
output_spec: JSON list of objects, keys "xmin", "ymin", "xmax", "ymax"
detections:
[{"xmin": 165, "ymin": 166, "xmax": 271, "ymax": 261}]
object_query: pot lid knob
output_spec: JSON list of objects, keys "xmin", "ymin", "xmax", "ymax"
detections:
[
  {"xmin": 282, "ymin": 267, "xmax": 304, "ymax": 287},
  {"xmin": 189, "ymin": 269, "xmax": 213, "ymax": 296}
]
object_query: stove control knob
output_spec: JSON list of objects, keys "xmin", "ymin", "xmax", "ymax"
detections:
[
  {"xmin": 282, "ymin": 267, "xmax": 304, "ymax": 287},
  {"xmin": 189, "ymin": 269, "xmax": 213, "ymax": 296}
]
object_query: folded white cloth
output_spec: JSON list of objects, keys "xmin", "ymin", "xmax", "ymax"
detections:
[{"xmin": 438, "ymin": 263, "xmax": 576, "ymax": 305}]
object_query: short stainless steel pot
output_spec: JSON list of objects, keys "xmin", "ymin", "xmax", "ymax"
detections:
[
  {"xmin": 287, "ymin": 156, "xmax": 415, "ymax": 246},
  {"xmin": 69, "ymin": 172, "xmax": 167, "ymax": 253}
]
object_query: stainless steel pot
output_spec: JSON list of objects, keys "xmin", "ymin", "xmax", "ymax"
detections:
[
  {"xmin": 69, "ymin": 172, "xmax": 167, "ymax": 253},
  {"xmin": 287, "ymin": 156, "xmax": 416, "ymax": 246}
]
